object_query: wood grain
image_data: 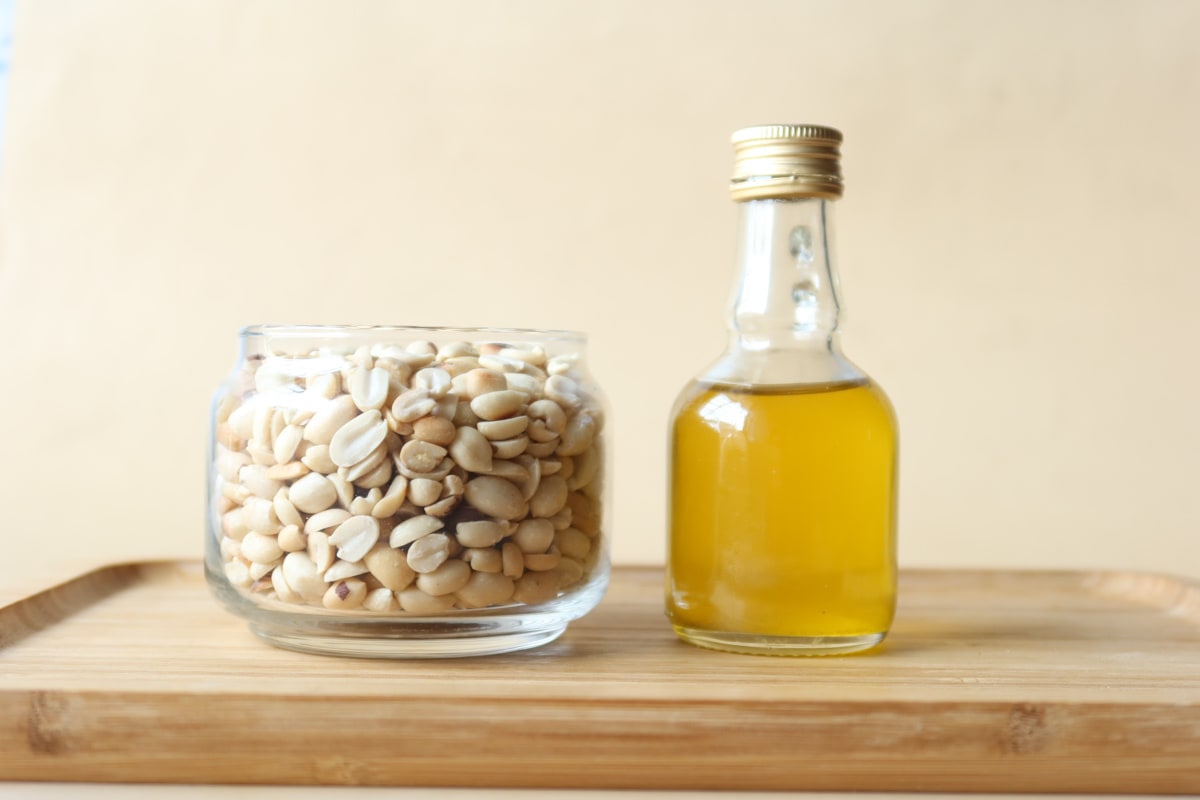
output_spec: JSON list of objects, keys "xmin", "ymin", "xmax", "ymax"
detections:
[{"xmin": 0, "ymin": 563, "xmax": 1198, "ymax": 792}]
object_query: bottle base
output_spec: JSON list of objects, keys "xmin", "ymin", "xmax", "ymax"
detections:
[{"xmin": 672, "ymin": 625, "xmax": 885, "ymax": 656}]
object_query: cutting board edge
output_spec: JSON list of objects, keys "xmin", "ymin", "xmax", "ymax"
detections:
[{"xmin": 1, "ymin": 687, "xmax": 1198, "ymax": 793}]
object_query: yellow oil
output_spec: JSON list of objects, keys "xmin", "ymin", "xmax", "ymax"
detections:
[{"xmin": 667, "ymin": 379, "xmax": 897, "ymax": 646}]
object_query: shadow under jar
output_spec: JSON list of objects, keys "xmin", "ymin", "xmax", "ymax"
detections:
[{"xmin": 207, "ymin": 325, "xmax": 609, "ymax": 658}]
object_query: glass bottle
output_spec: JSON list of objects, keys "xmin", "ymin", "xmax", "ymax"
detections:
[{"xmin": 666, "ymin": 125, "xmax": 898, "ymax": 656}]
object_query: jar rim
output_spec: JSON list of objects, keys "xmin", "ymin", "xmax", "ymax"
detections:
[{"xmin": 239, "ymin": 324, "xmax": 586, "ymax": 343}]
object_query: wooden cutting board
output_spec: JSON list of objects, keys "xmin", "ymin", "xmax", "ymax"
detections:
[{"xmin": 1, "ymin": 563, "xmax": 1198, "ymax": 793}]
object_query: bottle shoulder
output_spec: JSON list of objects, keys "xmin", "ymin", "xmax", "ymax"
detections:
[
  {"xmin": 690, "ymin": 345, "xmax": 868, "ymax": 388},
  {"xmin": 673, "ymin": 345, "xmax": 896, "ymax": 421},
  {"xmin": 671, "ymin": 375, "xmax": 897, "ymax": 437}
]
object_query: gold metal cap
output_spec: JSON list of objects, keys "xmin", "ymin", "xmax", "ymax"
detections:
[{"xmin": 730, "ymin": 124, "xmax": 843, "ymax": 201}]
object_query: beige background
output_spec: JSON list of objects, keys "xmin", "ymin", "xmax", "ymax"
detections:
[{"xmin": 1, "ymin": 0, "xmax": 1199, "ymax": 599}]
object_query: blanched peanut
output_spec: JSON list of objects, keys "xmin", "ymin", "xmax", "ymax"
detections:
[
  {"xmin": 501, "ymin": 541, "xmax": 524, "ymax": 579},
  {"xmin": 265, "ymin": 460, "xmax": 310, "ymax": 482},
  {"xmin": 499, "ymin": 345, "xmax": 546, "ymax": 368},
  {"xmin": 416, "ymin": 559, "xmax": 471, "ymax": 596},
  {"xmin": 300, "ymin": 444, "xmax": 337, "ymax": 474},
  {"xmin": 221, "ymin": 508, "xmax": 249, "ymax": 540},
  {"xmin": 527, "ymin": 399, "xmax": 566, "ymax": 437},
  {"xmin": 324, "ymin": 558, "xmax": 369, "ymax": 582},
  {"xmin": 529, "ymin": 475, "xmax": 568, "ymax": 518},
  {"xmin": 307, "ymin": 530, "xmax": 334, "ymax": 573},
  {"xmin": 227, "ymin": 402, "xmax": 257, "ymax": 442},
  {"xmin": 513, "ymin": 518, "xmax": 555, "ymax": 554},
  {"xmin": 241, "ymin": 531, "xmax": 284, "ymax": 564},
  {"xmin": 371, "ymin": 475, "xmax": 409, "ymax": 518},
  {"xmin": 483, "ymin": 458, "xmax": 527, "ymax": 481},
  {"xmin": 224, "ymin": 560, "xmax": 252, "ymax": 588},
  {"xmin": 304, "ymin": 507, "xmax": 351, "ymax": 533},
  {"xmin": 513, "ymin": 455, "xmax": 541, "ymax": 501},
  {"xmin": 289, "ymin": 473, "xmax": 338, "ymax": 514},
  {"xmin": 554, "ymin": 528, "xmax": 591, "ymax": 560},
  {"xmin": 491, "ymin": 435, "xmax": 529, "ymax": 459},
  {"xmin": 398, "ymin": 586, "xmax": 456, "ymax": 614},
  {"xmin": 478, "ymin": 353, "xmax": 527, "ymax": 373},
  {"xmin": 424, "ymin": 494, "xmax": 459, "ymax": 517},
  {"xmin": 525, "ymin": 439, "xmax": 558, "ymax": 458},
  {"xmin": 470, "ymin": 390, "xmax": 526, "ymax": 421},
  {"xmin": 277, "ymin": 525, "xmax": 307, "ymax": 552},
  {"xmin": 556, "ymin": 411, "xmax": 597, "ymax": 456},
  {"xmin": 348, "ymin": 495, "xmax": 375, "ymax": 516},
  {"xmin": 556, "ymin": 556, "xmax": 585, "ymax": 588},
  {"xmin": 329, "ymin": 515, "xmax": 380, "ymax": 563},
  {"xmin": 505, "ymin": 373, "xmax": 542, "ymax": 395},
  {"xmin": 398, "ymin": 439, "xmax": 447, "ymax": 473},
  {"xmin": 273, "ymin": 424, "xmax": 305, "ymax": 465},
  {"xmin": 464, "ymin": 476, "xmax": 527, "ymax": 520},
  {"xmin": 391, "ymin": 388, "xmax": 437, "ymax": 423},
  {"xmin": 512, "ymin": 571, "xmax": 559, "ymax": 605},
  {"xmin": 407, "ymin": 533, "xmax": 451, "ymax": 573},
  {"xmin": 239, "ymin": 465, "xmax": 283, "ymax": 500},
  {"xmin": 547, "ymin": 505, "xmax": 573, "ymax": 530},
  {"xmin": 306, "ymin": 372, "xmax": 341, "ymax": 399},
  {"xmin": 455, "ymin": 520, "xmax": 507, "ymax": 548},
  {"xmin": 464, "ymin": 368, "xmax": 507, "ymax": 399},
  {"xmin": 273, "ymin": 491, "xmax": 304, "ymax": 528},
  {"xmin": 243, "ymin": 497, "xmax": 281, "ymax": 535},
  {"xmin": 323, "ymin": 579, "xmax": 367, "ymax": 610},
  {"xmin": 414, "ymin": 367, "xmax": 452, "ymax": 397},
  {"xmin": 523, "ymin": 549, "xmax": 561, "ymax": 572},
  {"xmin": 412, "ymin": 415, "xmax": 457, "ymax": 446},
  {"xmin": 546, "ymin": 353, "xmax": 579, "ymax": 376},
  {"xmin": 455, "ymin": 571, "xmax": 515, "ymax": 608},
  {"xmin": 328, "ymin": 472, "xmax": 354, "ymax": 507},
  {"xmin": 356, "ymin": 456, "xmax": 394, "ymax": 489},
  {"xmin": 271, "ymin": 565, "xmax": 301, "ymax": 603},
  {"xmin": 343, "ymin": 441, "xmax": 388, "ymax": 482},
  {"xmin": 463, "ymin": 547, "xmax": 503, "ymax": 573},
  {"xmin": 281, "ymin": 552, "xmax": 326, "ymax": 601},
  {"xmin": 405, "ymin": 341, "xmax": 438, "ymax": 360},
  {"xmin": 249, "ymin": 560, "xmax": 277, "ymax": 582},
  {"xmin": 349, "ymin": 366, "xmax": 390, "ymax": 412},
  {"xmin": 363, "ymin": 587, "xmax": 398, "ymax": 612},
  {"xmin": 558, "ymin": 454, "xmax": 576, "ymax": 480},
  {"xmin": 390, "ymin": 514, "xmax": 444, "ymax": 548},
  {"xmin": 304, "ymin": 395, "xmax": 359, "ymax": 445},
  {"xmin": 568, "ymin": 446, "xmax": 599, "ymax": 490},
  {"xmin": 544, "ymin": 374, "xmax": 583, "ymax": 411},
  {"xmin": 408, "ymin": 478, "xmax": 442, "ymax": 507},
  {"xmin": 477, "ymin": 416, "xmax": 529, "ymax": 441},
  {"xmin": 330, "ymin": 410, "xmax": 388, "ymax": 468},
  {"xmin": 216, "ymin": 448, "xmax": 251, "ymax": 482},
  {"xmin": 439, "ymin": 341, "xmax": 478, "ymax": 359},
  {"xmin": 363, "ymin": 542, "xmax": 416, "ymax": 591},
  {"xmin": 567, "ymin": 491, "xmax": 601, "ymax": 536},
  {"xmin": 448, "ymin": 426, "xmax": 492, "ymax": 473}
]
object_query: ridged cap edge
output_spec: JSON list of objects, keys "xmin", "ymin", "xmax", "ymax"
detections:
[{"xmin": 730, "ymin": 123, "xmax": 844, "ymax": 201}]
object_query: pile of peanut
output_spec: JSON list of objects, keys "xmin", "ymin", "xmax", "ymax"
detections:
[{"xmin": 211, "ymin": 338, "xmax": 604, "ymax": 614}]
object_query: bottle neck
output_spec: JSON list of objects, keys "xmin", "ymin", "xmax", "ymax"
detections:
[{"xmin": 728, "ymin": 197, "xmax": 843, "ymax": 353}]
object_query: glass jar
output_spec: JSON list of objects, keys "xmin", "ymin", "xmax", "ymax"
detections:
[
  {"xmin": 667, "ymin": 125, "xmax": 898, "ymax": 656},
  {"xmin": 207, "ymin": 325, "xmax": 609, "ymax": 657}
]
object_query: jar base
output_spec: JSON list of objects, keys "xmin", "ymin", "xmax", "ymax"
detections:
[
  {"xmin": 671, "ymin": 625, "xmax": 885, "ymax": 656},
  {"xmin": 249, "ymin": 621, "xmax": 567, "ymax": 659}
]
